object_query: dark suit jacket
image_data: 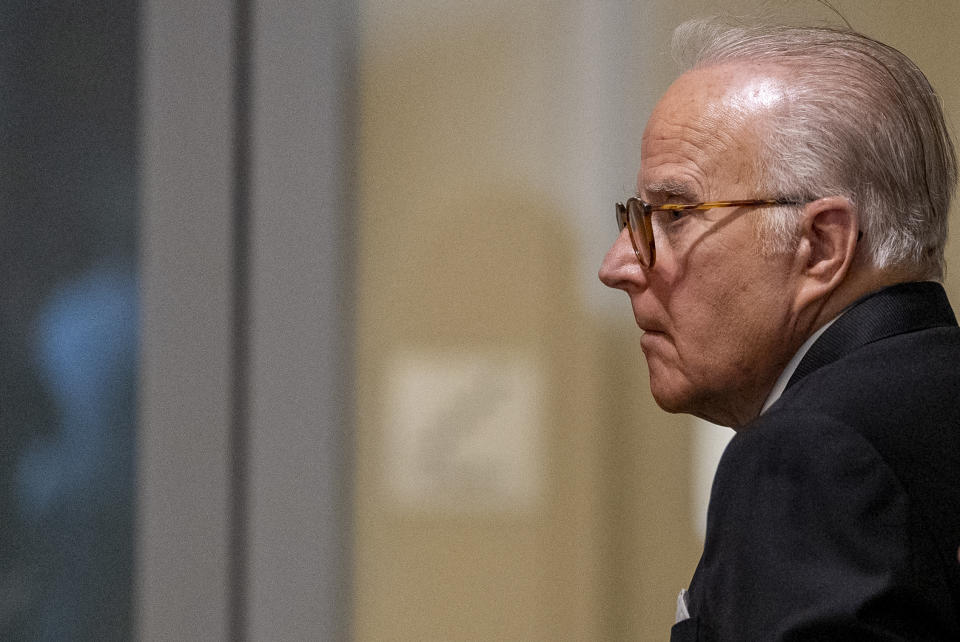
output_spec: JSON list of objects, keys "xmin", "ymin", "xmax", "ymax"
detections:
[{"xmin": 672, "ymin": 281, "xmax": 960, "ymax": 641}]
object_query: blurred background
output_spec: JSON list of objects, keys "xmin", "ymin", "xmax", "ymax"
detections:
[{"xmin": 2, "ymin": 0, "xmax": 959, "ymax": 640}]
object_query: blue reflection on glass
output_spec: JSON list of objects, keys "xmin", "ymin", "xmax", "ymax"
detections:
[
  {"xmin": 11, "ymin": 261, "xmax": 137, "ymax": 640},
  {"xmin": 18, "ymin": 262, "xmax": 137, "ymax": 518}
]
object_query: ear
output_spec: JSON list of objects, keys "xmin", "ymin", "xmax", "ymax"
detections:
[{"xmin": 792, "ymin": 196, "xmax": 859, "ymax": 312}]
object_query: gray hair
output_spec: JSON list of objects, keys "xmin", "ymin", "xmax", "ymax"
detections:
[{"xmin": 673, "ymin": 18, "xmax": 958, "ymax": 280}]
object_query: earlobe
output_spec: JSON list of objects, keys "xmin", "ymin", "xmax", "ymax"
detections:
[{"xmin": 793, "ymin": 196, "xmax": 858, "ymax": 311}]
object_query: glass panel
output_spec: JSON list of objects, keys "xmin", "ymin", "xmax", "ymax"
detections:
[{"xmin": 0, "ymin": 2, "xmax": 138, "ymax": 638}]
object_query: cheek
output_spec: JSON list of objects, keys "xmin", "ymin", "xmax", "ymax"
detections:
[
  {"xmin": 648, "ymin": 244, "xmax": 782, "ymax": 361},
  {"xmin": 669, "ymin": 279, "xmax": 761, "ymax": 370},
  {"xmin": 677, "ymin": 277, "xmax": 791, "ymax": 379}
]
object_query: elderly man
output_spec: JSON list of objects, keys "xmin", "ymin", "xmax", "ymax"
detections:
[{"xmin": 599, "ymin": 20, "xmax": 960, "ymax": 640}]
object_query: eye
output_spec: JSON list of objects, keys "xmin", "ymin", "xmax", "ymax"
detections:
[
  {"xmin": 650, "ymin": 208, "xmax": 689, "ymax": 233},
  {"xmin": 659, "ymin": 208, "xmax": 689, "ymax": 224}
]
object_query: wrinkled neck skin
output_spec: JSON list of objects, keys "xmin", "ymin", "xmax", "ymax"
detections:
[{"xmin": 713, "ymin": 260, "xmax": 915, "ymax": 430}]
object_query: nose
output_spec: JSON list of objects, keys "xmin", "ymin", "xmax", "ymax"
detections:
[{"xmin": 599, "ymin": 227, "xmax": 648, "ymax": 292}]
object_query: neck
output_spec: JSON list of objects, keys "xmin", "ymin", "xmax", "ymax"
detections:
[
  {"xmin": 719, "ymin": 265, "xmax": 916, "ymax": 430},
  {"xmin": 806, "ymin": 263, "xmax": 923, "ymax": 336}
]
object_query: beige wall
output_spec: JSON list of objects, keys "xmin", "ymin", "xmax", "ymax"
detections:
[{"xmin": 353, "ymin": 1, "xmax": 960, "ymax": 639}]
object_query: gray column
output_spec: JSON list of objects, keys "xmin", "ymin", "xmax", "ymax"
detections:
[
  {"xmin": 246, "ymin": 2, "xmax": 356, "ymax": 639},
  {"xmin": 138, "ymin": 2, "xmax": 235, "ymax": 639},
  {"xmin": 138, "ymin": 1, "xmax": 356, "ymax": 639}
]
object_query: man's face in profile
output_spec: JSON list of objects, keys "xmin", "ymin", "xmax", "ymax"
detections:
[{"xmin": 599, "ymin": 63, "xmax": 803, "ymax": 427}]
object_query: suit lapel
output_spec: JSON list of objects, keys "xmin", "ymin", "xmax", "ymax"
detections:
[{"xmin": 786, "ymin": 281, "xmax": 957, "ymax": 391}]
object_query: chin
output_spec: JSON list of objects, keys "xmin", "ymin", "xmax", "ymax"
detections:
[
  {"xmin": 647, "ymin": 378, "xmax": 694, "ymax": 415},
  {"xmin": 648, "ymin": 374, "xmax": 728, "ymax": 424},
  {"xmin": 651, "ymin": 381, "xmax": 741, "ymax": 427}
]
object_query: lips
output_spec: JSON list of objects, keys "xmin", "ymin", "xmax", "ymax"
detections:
[
  {"xmin": 635, "ymin": 314, "xmax": 669, "ymax": 353},
  {"xmin": 640, "ymin": 327, "xmax": 668, "ymax": 340},
  {"xmin": 639, "ymin": 329, "xmax": 670, "ymax": 357},
  {"xmin": 634, "ymin": 314, "xmax": 667, "ymax": 335}
]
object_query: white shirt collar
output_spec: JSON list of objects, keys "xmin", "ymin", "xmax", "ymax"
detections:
[{"xmin": 760, "ymin": 313, "xmax": 843, "ymax": 414}]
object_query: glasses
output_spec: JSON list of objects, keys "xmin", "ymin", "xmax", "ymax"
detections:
[{"xmin": 615, "ymin": 197, "xmax": 804, "ymax": 267}]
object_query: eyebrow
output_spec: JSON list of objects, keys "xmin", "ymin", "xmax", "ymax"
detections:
[{"xmin": 640, "ymin": 179, "xmax": 701, "ymax": 203}]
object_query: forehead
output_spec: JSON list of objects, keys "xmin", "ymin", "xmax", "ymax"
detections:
[{"xmin": 639, "ymin": 63, "xmax": 786, "ymax": 199}]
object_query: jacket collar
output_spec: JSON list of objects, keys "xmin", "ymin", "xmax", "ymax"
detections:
[{"xmin": 786, "ymin": 281, "xmax": 957, "ymax": 391}]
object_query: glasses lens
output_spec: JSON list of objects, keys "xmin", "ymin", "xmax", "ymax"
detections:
[
  {"xmin": 615, "ymin": 202, "xmax": 629, "ymax": 231},
  {"xmin": 627, "ymin": 199, "xmax": 652, "ymax": 266}
]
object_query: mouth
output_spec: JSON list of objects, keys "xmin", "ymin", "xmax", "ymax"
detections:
[
  {"xmin": 636, "ymin": 319, "xmax": 669, "ymax": 352},
  {"xmin": 639, "ymin": 329, "xmax": 670, "ymax": 359},
  {"xmin": 640, "ymin": 328, "xmax": 667, "ymax": 340},
  {"xmin": 634, "ymin": 315, "xmax": 666, "ymax": 335},
  {"xmin": 632, "ymin": 303, "xmax": 668, "ymax": 341}
]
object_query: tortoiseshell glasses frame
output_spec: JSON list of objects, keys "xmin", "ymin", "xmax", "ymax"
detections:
[{"xmin": 615, "ymin": 197, "xmax": 805, "ymax": 268}]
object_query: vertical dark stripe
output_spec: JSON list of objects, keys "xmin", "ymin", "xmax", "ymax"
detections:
[{"xmin": 229, "ymin": 0, "xmax": 251, "ymax": 639}]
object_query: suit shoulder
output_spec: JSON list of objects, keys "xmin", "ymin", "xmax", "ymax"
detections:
[
  {"xmin": 716, "ymin": 408, "xmax": 901, "ymax": 510},
  {"xmin": 770, "ymin": 326, "xmax": 960, "ymax": 499}
]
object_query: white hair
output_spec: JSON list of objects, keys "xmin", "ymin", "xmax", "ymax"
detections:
[{"xmin": 673, "ymin": 18, "xmax": 958, "ymax": 279}]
